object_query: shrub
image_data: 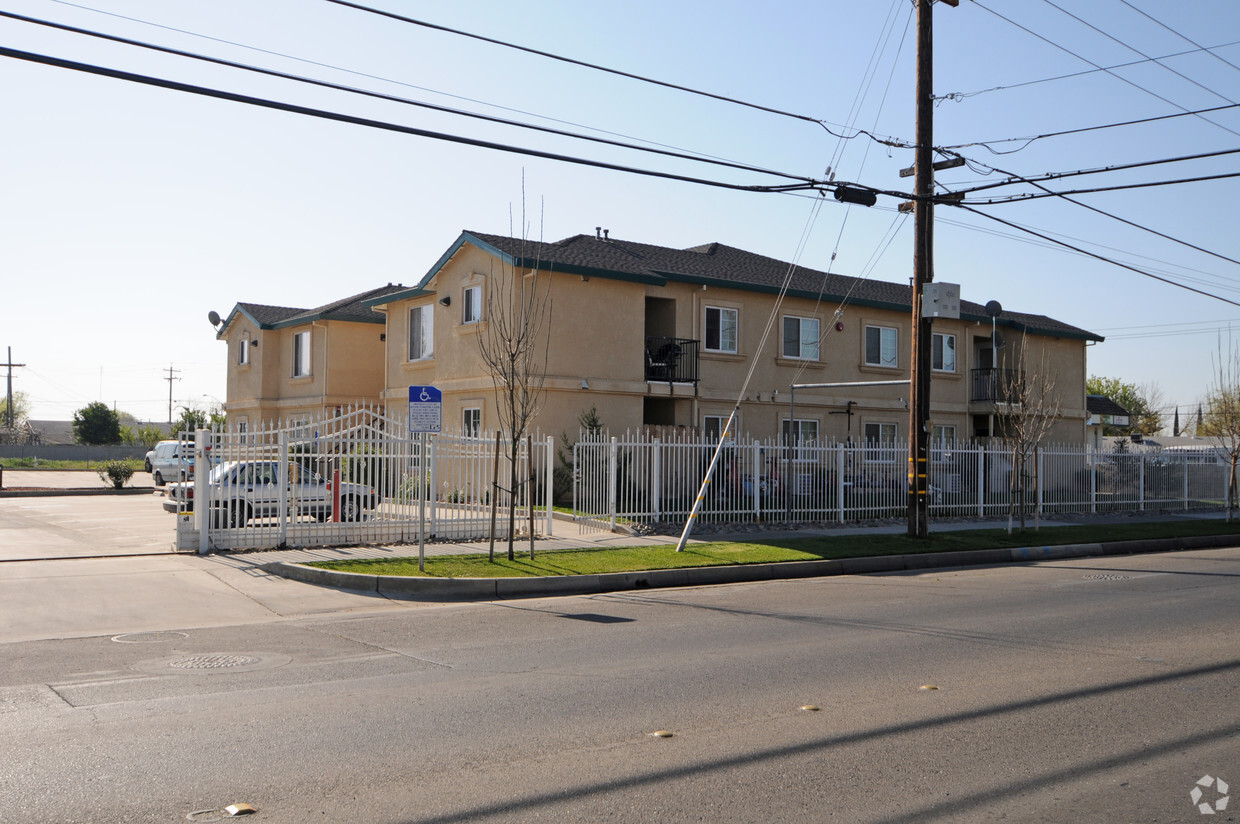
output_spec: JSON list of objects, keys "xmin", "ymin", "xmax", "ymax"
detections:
[{"xmin": 97, "ymin": 460, "xmax": 135, "ymax": 489}]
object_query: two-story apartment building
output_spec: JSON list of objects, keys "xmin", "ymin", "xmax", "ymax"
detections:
[
  {"xmin": 216, "ymin": 284, "xmax": 407, "ymax": 431},
  {"xmin": 360, "ymin": 230, "xmax": 1103, "ymax": 446}
]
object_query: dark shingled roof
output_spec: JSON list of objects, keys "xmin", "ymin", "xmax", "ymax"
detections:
[
  {"xmin": 462, "ymin": 231, "xmax": 1102, "ymax": 341},
  {"xmin": 1087, "ymin": 395, "xmax": 1132, "ymax": 417},
  {"xmin": 228, "ymin": 284, "xmax": 408, "ymax": 334}
]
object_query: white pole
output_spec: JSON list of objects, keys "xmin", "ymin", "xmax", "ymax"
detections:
[{"xmin": 675, "ymin": 408, "xmax": 738, "ymax": 552}]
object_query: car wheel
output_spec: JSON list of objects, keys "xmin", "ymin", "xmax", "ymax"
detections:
[
  {"xmin": 144, "ymin": 459, "xmax": 152, "ymax": 473},
  {"xmin": 230, "ymin": 503, "xmax": 250, "ymax": 529},
  {"xmin": 340, "ymin": 496, "xmax": 361, "ymax": 522},
  {"xmin": 153, "ymin": 471, "xmax": 165, "ymax": 487}
]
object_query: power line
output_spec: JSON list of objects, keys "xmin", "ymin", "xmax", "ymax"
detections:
[
  {"xmin": 1113, "ymin": 0, "xmax": 1240, "ymax": 77},
  {"xmin": 0, "ymin": 44, "xmax": 845, "ymax": 196},
  {"xmin": 951, "ymin": 146, "xmax": 1240, "ymax": 195},
  {"xmin": 959, "ymin": 169, "xmax": 1240, "ymax": 204},
  {"xmin": 942, "ymin": 102, "xmax": 1240, "ymax": 154},
  {"xmin": 936, "ymin": 39, "xmax": 1240, "ymax": 102},
  {"xmin": 973, "ymin": 0, "xmax": 1240, "ymax": 140},
  {"xmin": 952, "ymin": 203, "xmax": 1240, "ymax": 307},
  {"xmin": 0, "ymin": 9, "xmax": 814, "ymax": 185}
]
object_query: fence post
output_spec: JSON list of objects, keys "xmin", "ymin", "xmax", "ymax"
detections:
[
  {"xmin": 1139, "ymin": 450, "xmax": 1146, "ymax": 511},
  {"xmin": 195, "ymin": 428, "xmax": 209, "ymax": 555},
  {"xmin": 1183, "ymin": 452, "xmax": 1189, "ymax": 511},
  {"xmin": 278, "ymin": 430, "xmax": 289, "ymax": 547},
  {"xmin": 836, "ymin": 443, "xmax": 846, "ymax": 524},
  {"xmin": 1090, "ymin": 447, "xmax": 1098, "ymax": 514},
  {"xmin": 652, "ymin": 438, "xmax": 661, "ymax": 523},
  {"xmin": 750, "ymin": 440, "xmax": 761, "ymax": 520},
  {"xmin": 545, "ymin": 436, "xmax": 554, "ymax": 537},
  {"xmin": 609, "ymin": 436, "xmax": 618, "ymax": 532},
  {"xmin": 1036, "ymin": 447, "xmax": 1044, "ymax": 516},
  {"xmin": 977, "ymin": 444, "xmax": 985, "ymax": 518}
]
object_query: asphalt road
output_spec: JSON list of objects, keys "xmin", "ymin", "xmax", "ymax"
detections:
[{"xmin": 1, "ymin": 547, "xmax": 1237, "ymax": 823}]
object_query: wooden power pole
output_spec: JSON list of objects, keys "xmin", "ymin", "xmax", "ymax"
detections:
[{"xmin": 908, "ymin": 0, "xmax": 956, "ymax": 538}]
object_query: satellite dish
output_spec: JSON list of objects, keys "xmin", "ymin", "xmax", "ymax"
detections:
[
  {"xmin": 984, "ymin": 300, "xmax": 1002, "ymax": 318},
  {"xmin": 208, "ymin": 310, "xmax": 222, "ymax": 327}
]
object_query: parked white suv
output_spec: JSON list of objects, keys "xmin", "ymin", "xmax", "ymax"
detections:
[{"xmin": 148, "ymin": 439, "xmax": 195, "ymax": 487}]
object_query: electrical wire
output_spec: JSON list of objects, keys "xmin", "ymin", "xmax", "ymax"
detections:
[
  {"xmin": 952, "ymin": 203, "xmax": 1240, "ymax": 307},
  {"xmin": 960, "ymin": 169, "xmax": 1240, "ymax": 204},
  {"xmin": 973, "ymin": 0, "xmax": 1240, "ymax": 140},
  {"xmin": 0, "ymin": 44, "xmax": 839, "ymax": 195},
  {"xmin": 1113, "ymin": 0, "xmax": 1240, "ymax": 77},
  {"xmin": 0, "ymin": 9, "xmax": 814, "ymax": 186},
  {"xmin": 942, "ymin": 102, "xmax": 1240, "ymax": 154},
  {"xmin": 936, "ymin": 39, "xmax": 1240, "ymax": 102}
]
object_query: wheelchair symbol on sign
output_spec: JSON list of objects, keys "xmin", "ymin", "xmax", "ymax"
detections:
[{"xmin": 419, "ymin": 389, "xmax": 432, "ymax": 402}]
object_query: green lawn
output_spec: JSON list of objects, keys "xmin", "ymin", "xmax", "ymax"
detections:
[
  {"xmin": 308, "ymin": 519, "xmax": 1240, "ymax": 579},
  {"xmin": 0, "ymin": 457, "xmax": 145, "ymax": 471}
]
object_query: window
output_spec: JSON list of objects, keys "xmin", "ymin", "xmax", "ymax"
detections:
[
  {"xmin": 238, "ymin": 339, "xmax": 250, "ymax": 365},
  {"xmin": 931, "ymin": 425, "xmax": 956, "ymax": 451},
  {"xmin": 781, "ymin": 418, "xmax": 819, "ymax": 460},
  {"xmin": 864, "ymin": 422, "xmax": 898, "ymax": 461},
  {"xmin": 782, "ymin": 316, "xmax": 820, "ymax": 360},
  {"xmin": 705, "ymin": 306, "xmax": 738, "ymax": 353},
  {"xmin": 932, "ymin": 333, "xmax": 956, "ymax": 372},
  {"xmin": 462, "ymin": 407, "xmax": 481, "ymax": 437},
  {"xmin": 292, "ymin": 330, "xmax": 311, "ymax": 377},
  {"xmin": 409, "ymin": 304, "xmax": 434, "ymax": 360},
  {"xmin": 703, "ymin": 415, "xmax": 736, "ymax": 444},
  {"xmin": 463, "ymin": 285, "xmax": 482, "ymax": 324},
  {"xmin": 865, "ymin": 325, "xmax": 898, "ymax": 367}
]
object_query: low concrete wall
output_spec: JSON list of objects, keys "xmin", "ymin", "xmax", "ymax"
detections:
[{"xmin": 0, "ymin": 444, "xmax": 149, "ymax": 462}]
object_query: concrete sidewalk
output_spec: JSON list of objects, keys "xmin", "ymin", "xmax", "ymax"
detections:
[{"xmin": 0, "ymin": 469, "xmax": 153, "ymax": 492}]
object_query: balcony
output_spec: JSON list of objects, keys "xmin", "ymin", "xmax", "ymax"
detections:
[
  {"xmin": 971, "ymin": 368, "xmax": 1023, "ymax": 404},
  {"xmin": 645, "ymin": 336, "xmax": 700, "ymax": 384}
]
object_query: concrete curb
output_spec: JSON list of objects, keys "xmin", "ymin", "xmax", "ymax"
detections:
[
  {"xmin": 0, "ymin": 487, "xmax": 156, "ymax": 498},
  {"xmin": 261, "ymin": 533, "xmax": 1240, "ymax": 601}
]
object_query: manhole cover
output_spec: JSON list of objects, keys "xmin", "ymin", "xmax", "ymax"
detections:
[
  {"xmin": 170, "ymin": 655, "xmax": 260, "ymax": 670},
  {"xmin": 1084, "ymin": 574, "xmax": 1133, "ymax": 581},
  {"xmin": 113, "ymin": 631, "xmax": 189, "ymax": 644}
]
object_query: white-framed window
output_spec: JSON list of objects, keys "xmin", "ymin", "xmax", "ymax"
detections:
[
  {"xmin": 703, "ymin": 414, "xmax": 736, "ymax": 444},
  {"xmin": 864, "ymin": 422, "xmax": 898, "ymax": 461},
  {"xmin": 238, "ymin": 338, "xmax": 250, "ymax": 366},
  {"xmin": 462, "ymin": 407, "xmax": 481, "ymax": 437},
  {"xmin": 409, "ymin": 304, "xmax": 434, "ymax": 360},
  {"xmin": 865, "ymin": 325, "xmax": 898, "ymax": 368},
  {"xmin": 931, "ymin": 425, "xmax": 956, "ymax": 451},
  {"xmin": 463, "ymin": 285, "xmax": 482, "ymax": 324},
  {"xmin": 292, "ymin": 330, "xmax": 311, "ymax": 377},
  {"xmin": 705, "ymin": 306, "xmax": 738, "ymax": 353},
  {"xmin": 932, "ymin": 333, "xmax": 956, "ymax": 372},
  {"xmin": 782, "ymin": 315, "xmax": 820, "ymax": 360},
  {"xmin": 781, "ymin": 418, "xmax": 819, "ymax": 460}
]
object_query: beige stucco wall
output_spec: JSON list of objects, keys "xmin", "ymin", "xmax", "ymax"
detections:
[
  {"xmin": 222, "ymin": 315, "xmax": 387, "ymax": 426},
  {"xmin": 373, "ymin": 239, "xmax": 1091, "ymax": 446}
]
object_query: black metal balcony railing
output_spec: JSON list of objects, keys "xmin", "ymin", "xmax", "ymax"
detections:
[
  {"xmin": 971, "ymin": 368, "xmax": 1023, "ymax": 403},
  {"xmin": 645, "ymin": 336, "xmax": 700, "ymax": 384}
]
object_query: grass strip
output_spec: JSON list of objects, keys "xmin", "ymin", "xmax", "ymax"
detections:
[{"xmin": 307, "ymin": 519, "xmax": 1240, "ymax": 579}]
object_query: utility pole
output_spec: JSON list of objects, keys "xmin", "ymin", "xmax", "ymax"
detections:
[
  {"xmin": 908, "ymin": 0, "xmax": 956, "ymax": 538},
  {"xmin": 164, "ymin": 364, "xmax": 181, "ymax": 424},
  {"xmin": 3, "ymin": 347, "xmax": 26, "ymax": 430}
]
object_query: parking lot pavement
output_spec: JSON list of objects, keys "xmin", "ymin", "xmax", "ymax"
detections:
[
  {"xmin": 0, "ymin": 469, "xmax": 152, "ymax": 490},
  {"xmin": 0, "ymin": 493, "xmax": 174, "ymax": 561}
]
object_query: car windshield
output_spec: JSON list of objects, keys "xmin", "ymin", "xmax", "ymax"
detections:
[{"xmin": 209, "ymin": 462, "xmax": 240, "ymax": 483}]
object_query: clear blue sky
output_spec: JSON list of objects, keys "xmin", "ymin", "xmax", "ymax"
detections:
[{"xmin": 3, "ymin": 0, "xmax": 1238, "ymax": 427}]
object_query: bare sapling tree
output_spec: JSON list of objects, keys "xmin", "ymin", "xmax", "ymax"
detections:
[
  {"xmin": 1199, "ymin": 335, "xmax": 1240, "ymax": 522},
  {"xmin": 994, "ymin": 334, "xmax": 1062, "ymax": 533},
  {"xmin": 478, "ymin": 199, "xmax": 553, "ymax": 560}
]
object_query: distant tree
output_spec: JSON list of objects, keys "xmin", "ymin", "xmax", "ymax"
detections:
[
  {"xmin": 72, "ymin": 402, "xmax": 121, "ymax": 445},
  {"xmin": 173, "ymin": 407, "xmax": 209, "ymax": 435},
  {"xmin": 1198, "ymin": 337, "xmax": 1240, "ymax": 521},
  {"xmin": 120, "ymin": 423, "xmax": 167, "ymax": 447},
  {"xmin": 554, "ymin": 406, "xmax": 604, "ymax": 504},
  {"xmin": 0, "ymin": 390, "xmax": 31, "ymax": 428},
  {"xmin": 1085, "ymin": 376, "xmax": 1165, "ymax": 436}
]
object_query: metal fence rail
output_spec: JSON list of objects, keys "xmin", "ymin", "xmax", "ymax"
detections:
[
  {"xmin": 570, "ymin": 434, "xmax": 1229, "ymax": 528},
  {"xmin": 173, "ymin": 406, "xmax": 555, "ymax": 552}
]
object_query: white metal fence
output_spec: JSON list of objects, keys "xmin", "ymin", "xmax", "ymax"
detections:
[
  {"xmin": 571, "ymin": 432, "xmax": 1230, "ymax": 527},
  {"xmin": 173, "ymin": 406, "xmax": 555, "ymax": 552}
]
